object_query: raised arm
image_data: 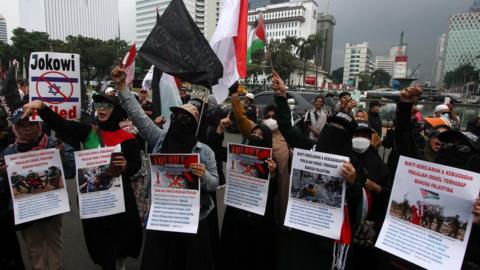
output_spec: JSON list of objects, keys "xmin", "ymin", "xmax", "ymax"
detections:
[
  {"xmin": 112, "ymin": 67, "xmax": 166, "ymax": 147},
  {"xmin": 230, "ymin": 94, "xmax": 256, "ymax": 138}
]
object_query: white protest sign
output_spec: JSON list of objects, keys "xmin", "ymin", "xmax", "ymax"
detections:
[{"xmin": 29, "ymin": 52, "xmax": 81, "ymax": 121}]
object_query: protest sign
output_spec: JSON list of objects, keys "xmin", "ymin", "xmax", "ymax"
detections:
[
  {"xmin": 375, "ymin": 156, "xmax": 480, "ymax": 270},
  {"xmin": 147, "ymin": 153, "xmax": 200, "ymax": 233},
  {"xmin": 29, "ymin": 52, "xmax": 81, "ymax": 121},
  {"xmin": 6, "ymin": 149, "xmax": 69, "ymax": 224},
  {"xmin": 225, "ymin": 143, "xmax": 272, "ymax": 215},
  {"xmin": 74, "ymin": 146, "xmax": 125, "ymax": 219},
  {"xmin": 284, "ymin": 148, "xmax": 348, "ymax": 239}
]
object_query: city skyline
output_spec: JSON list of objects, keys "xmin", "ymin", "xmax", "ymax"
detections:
[{"xmin": 0, "ymin": 0, "xmax": 475, "ymax": 83}]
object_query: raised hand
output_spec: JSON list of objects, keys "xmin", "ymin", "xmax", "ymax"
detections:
[{"xmin": 399, "ymin": 86, "xmax": 423, "ymax": 103}]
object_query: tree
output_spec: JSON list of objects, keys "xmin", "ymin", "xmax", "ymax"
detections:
[
  {"xmin": 371, "ymin": 69, "xmax": 391, "ymax": 87},
  {"xmin": 307, "ymin": 33, "xmax": 324, "ymax": 89},
  {"xmin": 268, "ymin": 40, "xmax": 300, "ymax": 86},
  {"xmin": 358, "ymin": 71, "xmax": 373, "ymax": 90},
  {"xmin": 444, "ymin": 63, "xmax": 479, "ymax": 88},
  {"xmin": 330, "ymin": 67, "xmax": 343, "ymax": 84},
  {"xmin": 296, "ymin": 37, "xmax": 314, "ymax": 86}
]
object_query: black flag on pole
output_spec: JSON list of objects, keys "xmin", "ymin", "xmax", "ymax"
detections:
[
  {"xmin": 0, "ymin": 64, "xmax": 22, "ymax": 125},
  {"xmin": 139, "ymin": 0, "xmax": 223, "ymax": 88}
]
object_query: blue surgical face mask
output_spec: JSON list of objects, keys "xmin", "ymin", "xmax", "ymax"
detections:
[{"xmin": 442, "ymin": 113, "xmax": 450, "ymax": 119}]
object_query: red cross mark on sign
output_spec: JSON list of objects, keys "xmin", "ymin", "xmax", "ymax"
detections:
[{"xmin": 35, "ymin": 71, "xmax": 74, "ymax": 104}]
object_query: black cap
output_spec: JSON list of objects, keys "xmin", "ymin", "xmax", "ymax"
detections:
[
  {"xmin": 11, "ymin": 107, "xmax": 28, "ymax": 124},
  {"xmin": 327, "ymin": 112, "xmax": 357, "ymax": 134},
  {"xmin": 369, "ymin": 101, "xmax": 383, "ymax": 108},
  {"xmin": 92, "ymin": 92, "xmax": 120, "ymax": 107},
  {"xmin": 355, "ymin": 120, "xmax": 375, "ymax": 134},
  {"xmin": 338, "ymin": 92, "xmax": 351, "ymax": 99},
  {"xmin": 438, "ymin": 130, "xmax": 480, "ymax": 152}
]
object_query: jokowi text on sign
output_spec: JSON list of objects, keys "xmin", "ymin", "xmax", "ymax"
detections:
[{"xmin": 29, "ymin": 52, "xmax": 81, "ymax": 121}]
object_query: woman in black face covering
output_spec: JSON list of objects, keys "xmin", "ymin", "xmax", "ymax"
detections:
[
  {"xmin": 217, "ymin": 123, "xmax": 278, "ymax": 270},
  {"xmin": 272, "ymin": 72, "xmax": 361, "ymax": 270}
]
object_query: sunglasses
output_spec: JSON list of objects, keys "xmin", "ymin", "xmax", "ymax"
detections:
[{"xmin": 96, "ymin": 102, "xmax": 114, "ymax": 109}]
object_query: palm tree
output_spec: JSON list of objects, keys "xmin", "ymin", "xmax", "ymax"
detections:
[
  {"xmin": 307, "ymin": 33, "xmax": 325, "ymax": 89},
  {"xmin": 296, "ymin": 37, "xmax": 314, "ymax": 86}
]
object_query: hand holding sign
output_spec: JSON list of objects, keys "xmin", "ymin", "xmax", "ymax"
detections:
[
  {"xmin": 340, "ymin": 161, "xmax": 356, "ymax": 184},
  {"xmin": 474, "ymin": 198, "xmax": 480, "ymax": 225}
]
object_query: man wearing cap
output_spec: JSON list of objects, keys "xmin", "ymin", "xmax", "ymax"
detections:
[
  {"xmin": 334, "ymin": 91, "xmax": 357, "ymax": 116},
  {"xmin": 111, "ymin": 66, "xmax": 219, "ymax": 270},
  {"xmin": 0, "ymin": 107, "xmax": 75, "ymax": 270},
  {"xmin": 368, "ymin": 101, "xmax": 383, "ymax": 137},
  {"xmin": 243, "ymin": 92, "xmax": 258, "ymax": 123}
]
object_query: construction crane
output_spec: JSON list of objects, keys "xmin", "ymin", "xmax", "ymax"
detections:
[{"xmin": 409, "ymin": 64, "xmax": 421, "ymax": 78}]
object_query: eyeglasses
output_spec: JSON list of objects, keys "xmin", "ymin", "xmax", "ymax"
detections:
[{"xmin": 96, "ymin": 102, "xmax": 114, "ymax": 109}]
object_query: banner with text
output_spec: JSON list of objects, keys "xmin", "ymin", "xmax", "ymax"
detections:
[
  {"xmin": 375, "ymin": 156, "xmax": 480, "ymax": 270},
  {"xmin": 284, "ymin": 149, "xmax": 348, "ymax": 239},
  {"xmin": 74, "ymin": 146, "xmax": 125, "ymax": 219},
  {"xmin": 6, "ymin": 149, "xmax": 70, "ymax": 224},
  {"xmin": 225, "ymin": 143, "xmax": 272, "ymax": 215},
  {"xmin": 147, "ymin": 153, "xmax": 200, "ymax": 234},
  {"xmin": 29, "ymin": 52, "xmax": 81, "ymax": 121}
]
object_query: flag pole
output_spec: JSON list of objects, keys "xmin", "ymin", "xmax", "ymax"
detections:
[{"xmin": 195, "ymin": 86, "xmax": 209, "ymax": 137}]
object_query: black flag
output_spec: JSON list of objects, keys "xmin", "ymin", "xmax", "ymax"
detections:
[
  {"xmin": 139, "ymin": 0, "xmax": 223, "ymax": 88},
  {"xmin": 0, "ymin": 64, "xmax": 22, "ymax": 125}
]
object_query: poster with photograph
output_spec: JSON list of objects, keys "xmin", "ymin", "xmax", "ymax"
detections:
[
  {"xmin": 375, "ymin": 156, "xmax": 480, "ymax": 270},
  {"xmin": 225, "ymin": 143, "xmax": 272, "ymax": 215},
  {"xmin": 74, "ymin": 146, "xmax": 125, "ymax": 219},
  {"xmin": 147, "ymin": 154, "xmax": 200, "ymax": 234},
  {"xmin": 284, "ymin": 148, "xmax": 348, "ymax": 239},
  {"xmin": 6, "ymin": 148, "xmax": 70, "ymax": 224}
]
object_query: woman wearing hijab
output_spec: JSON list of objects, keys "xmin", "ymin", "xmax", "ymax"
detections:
[
  {"xmin": 0, "ymin": 107, "xmax": 75, "ymax": 270},
  {"xmin": 23, "ymin": 93, "xmax": 143, "ymax": 270},
  {"xmin": 111, "ymin": 67, "xmax": 219, "ymax": 270},
  {"xmin": 216, "ymin": 100, "xmax": 278, "ymax": 270},
  {"xmin": 272, "ymin": 72, "xmax": 361, "ymax": 270}
]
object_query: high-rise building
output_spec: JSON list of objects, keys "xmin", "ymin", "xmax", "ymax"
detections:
[
  {"xmin": 470, "ymin": 0, "xmax": 480, "ymax": 12},
  {"xmin": 248, "ymin": 0, "xmax": 319, "ymax": 42},
  {"xmin": 0, "ymin": 14, "xmax": 7, "ymax": 44},
  {"xmin": 248, "ymin": 0, "xmax": 288, "ymax": 10},
  {"xmin": 375, "ymin": 56, "xmax": 394, "ymax": 77},
  {"xmin": 444, "ymin": 11, "xmax": 480, "ymax": 75},
  {"xmin": 316, "ymin": 13, "xmax": 335, "ymax": 73},
  {"xmin": 19, "ymin": 0, "xmax": 119, "ymax": 41},
  {"xmin": 432, "ymin": 33, "xmax": 447, "ymax": 86},
  {"xmin": 342, "ymin": 42, "xmax": 375, "ymax": 85},
  {"xmin": 136, "ymin": 0, "xmax": 221, "ymax": 47}
]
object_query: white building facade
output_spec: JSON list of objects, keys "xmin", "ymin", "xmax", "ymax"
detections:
[
  {"xmin": 432, "ymin": 33, "xmax": 447, "ymax": 86},
  {"xmin": 19, "ymin": 0, "xmax": 119, "ymax": 41},
  {"xmin": 343, "ymin": 42, "xmax": 375, "ymax": 85},
  {"xmin": 136, "ymin": 0, "xmax": 222, "ymax": 47},
  {"xmin": 248, "ymin": 0, "xmax": 319, "ymax": 42},
  {"xmin": 0, "ymin": 14, "xmax": 7, "ymax": 44}
]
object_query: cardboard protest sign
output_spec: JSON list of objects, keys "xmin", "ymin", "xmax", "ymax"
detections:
[
  {"xmin": 147, "ymin": 153, "xmax": 200, "ymax": 233},
  {"xmin": 6, "ymin": 149, "xmax": 70, "ymax": 224},
  {"xmin": 284, "ymin": 149, "xmax": 348, "ymax": 239},
  {"xmin": 29, "ymin": 52, "xmax": 81, "ymax": 121},
  {"xmin": 376, "ymin": 156, "xmax": 480, "ymax": 270},
  {"xmin": 225, "ymin": 143, "xmax": 272, "ymax": 215}
]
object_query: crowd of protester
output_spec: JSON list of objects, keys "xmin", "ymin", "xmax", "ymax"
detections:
[{"xmin": 0, "ymin": 66, "xmax": 479, "ymax": 270}]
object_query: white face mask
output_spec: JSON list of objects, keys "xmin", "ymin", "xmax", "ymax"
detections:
[
  {"xmin": 289, "ymin": 105, "xmax": 295, "ymax": 110},
  {"xmin": 263, "ymin": 118, "xmax": 278, "ymax": 131},
  {"xmin": 352, "ymin": 137, "xmax": 370, "ymax": 154}
]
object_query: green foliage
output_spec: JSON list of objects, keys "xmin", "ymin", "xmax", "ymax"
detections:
[
  {"xmin": 371, "ymin": 69, "xmax": 391, "ymax": 87},
  {"xmin": 268, "ymin": 40, "xmax": 300, "ymax": 85},
  {"xmin": 330, "ymin": 67, "xmax": 343, "ymax": 84},
  {"xmin": 444, "ymin": 63, "xmax": 479, "ymax": 88},
  {"xmin": 0, "ymin": 28, "xmax": 128, "ymax": 83},
  {"xmin": 358, "ymin": 71, "xmax": 373, "ymax": 90}
]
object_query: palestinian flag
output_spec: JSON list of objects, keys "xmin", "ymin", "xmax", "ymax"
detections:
[
  {"xmin": 247, "ymin": 14, "xmax": 266, "ymax": 64},
  {"xmin": 420, "ymin": 188, "xmax": 440, "ymax": 200}
]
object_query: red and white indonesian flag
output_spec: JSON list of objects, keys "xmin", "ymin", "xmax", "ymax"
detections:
[
  {"xmin": 123, "ymin": 42, "xmax": 137, "ymax": 86},
  {"xmin": 210, "ymin": 0, "xmax": 248, "ymax": 103},
  {"xmin": 247, "ymin": 13, "xmax": 266, "ymax": 64}
]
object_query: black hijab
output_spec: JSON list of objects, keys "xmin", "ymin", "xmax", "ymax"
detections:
[
  {"xmin": 93, "ymin": 94, "xmax": 127, "ymax": 131},
  {"xmin": 161, "ymin": 111, "xmax": 198, "ymax": 153},
  {"xmin": 248, "ymin": 124, "xmax": 273, "ymax": 148}
]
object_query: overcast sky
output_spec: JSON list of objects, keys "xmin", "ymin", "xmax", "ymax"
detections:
[{"xmin": 0, "ymin": 0, "xmax": 475, "ymax": 82}]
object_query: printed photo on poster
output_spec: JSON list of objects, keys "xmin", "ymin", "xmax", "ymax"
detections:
[
  {"xmin": 77, "ymin": 165, "xmax": 122, "ymax": 194},
  {"xmin": 11, "ymin": 166, "xmax": 64, "ymax": 199},
  {"xmin": 389, "ymin": 188, "xmax": 471, "ymax": 241},
  {"xmin": 228, "ymin": 145, "xmax": 270, "ymax": 180},
  {"xmin": 290, "ymin": 169, "xmax": 342, "ymax": 208}
]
